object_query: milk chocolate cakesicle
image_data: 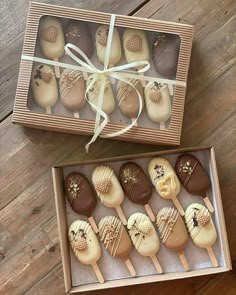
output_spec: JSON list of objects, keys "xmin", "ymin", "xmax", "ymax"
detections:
[
  {"xmin": 119, "ymin": 162, "xmax": 155, "ymax": 221},
  {"xmin": 127, "ymin": 213, "xmax": 163, "ymax": 273},
  {"xmin": 65, "ymin": 172, "xmax": 98, "ymax": 233},
  {"xmin": 185, "ymin": 203, "xmax": 218, "ymax": 267},
  {"xmin": 99, "ymin": 216, "xmax": 136, "ymax": 276},
  {"xmin": 59, "ymin": 69, "xmax": 86, "ymax": 118},
  {"xmin": 148, "ymin": 158, "xmax": 184, "ymax": 216},
  {"xmin": 39, "ymin": 16, "xmax": 65, "ymax": 78},
  {"xmin": 92, "ymin": 166, "xmax": 127, "ymax": 225},
  {"xmin": 156, "ymin": 207, "xmax": 189, "ymax": 271},
  {"xmin": 69, "ymin": 220, "xmax": 104, "ymax": 283},
  {"xmin": 175, "ymin": 154, "xmax": 214, "ymax": 212},
  {"xmin": 31, "ymin": 64, "xmax": 58, "ymax": 114}
]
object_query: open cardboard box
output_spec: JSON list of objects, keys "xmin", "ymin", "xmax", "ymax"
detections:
[{"xmin": 52, "ymin": 146, "xmax": 231, "ymax": 293}]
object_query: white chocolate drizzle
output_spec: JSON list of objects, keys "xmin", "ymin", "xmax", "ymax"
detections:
[
  {"xmin": 59, "ymin": 69, "xmax": 83, "ymax": 99},
  {"xmin": 117, "ymin": 79, "xmax": 140, "ymax": 106}
]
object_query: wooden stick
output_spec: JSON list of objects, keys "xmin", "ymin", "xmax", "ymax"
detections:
[
  {"xmin": 160, "ymin": 122, "xmax": 165, "ymax": 130},
  {"xmin": 45, "ymin": 106, "xmax": 51, "ymax": 114},
  {"xmin": 73, "ymin": 112, "xmax": 80, "ymax": 118},
  {"xmin": 172, "ymin": 198, "xmax": 185, "ymax": 216},
  {"xmin": 92, "ymin": 263, "xmax": 104, "ymax": 283},
  {"xmin": 124, "ymin": 258, "xmax": 136, "ymax": 277},
  {"xmin": 53, "ymin": 58, "xmax": 60, "ymax": 78},
  {"xmin": 139, "ymin": 71, "xmax": 146, "ymax": 87},
  {"xmin": 83, "ymin": 71, "xmax": 88, "ymax": 81},
  {"xmin": 115, "ymin": 206, "xmax": 127, "ymax": 225},
  {"xmin": 177, "ymin": 250, "xmax": 189, "ymax": 271},
  {"xmin": 131, "ymin": 118, "xmax": 138, "ymax": 126},
  {"xmin": 88, "ymin": 216, "xmax": 98, "ymax": 234},
  {"xmin": 203, "ymin": 196, "xmax": 214, "ymax": 213},
  {"xmin": 207, "ymin": 247, "xmax": 218, "ymax": 267},
  {"xmin": 144, "ymin": 203, "xmax": 156, "ymax": 222},
  {"xmin": 150, "ymin": 255, "xmax": 163, "ymax": 273},
  {"xmin": 168, "ymin": 84, "xmax": 174, "ymax": 96}
]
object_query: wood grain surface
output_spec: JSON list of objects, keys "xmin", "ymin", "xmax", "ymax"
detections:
[{"xmin": 0, "ymin": 0, "xmax": 236, "ymax": 294}]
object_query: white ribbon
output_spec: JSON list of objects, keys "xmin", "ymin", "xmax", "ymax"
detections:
[{"xmin": 22, "ymin": 14, "xmax": 186, "ymax": 152}]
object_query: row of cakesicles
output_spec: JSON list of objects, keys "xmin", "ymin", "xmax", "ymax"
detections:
[
  {"xmin": 65, "ymin": 154, "xmax": 218, "ymax": 283},
  {"xmin": 31, "ymin": 15, "xmax": 178, "ymax": 127}
]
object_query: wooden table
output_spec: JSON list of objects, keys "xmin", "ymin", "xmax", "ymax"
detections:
[{"xmin": 0, "ymin": 0, "xmax": 236, "ymax": 294}]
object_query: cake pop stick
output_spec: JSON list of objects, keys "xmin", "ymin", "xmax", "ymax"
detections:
[
  {"xmin": 148, "ymin": 158, "xmax": 184, "ymax": 215},
  {"xmin": 92, "ymin": 166, "xmax": 127, "ymax": 225},
  {"xmin": 39, "ymin": 16, "xmax": 65, "ymax": 78},
  {"xmin": 156, "ymin": 207, "xmax": 189, "ymax": 271},
  {"xmin": 185, "ymin": 203, "xmax": 218, "ymax": 267},
  {"xmin": 119, "ymin": 162, "xmax": 155, "ymax": 222},
  {"xmin": 99, "ymin": 216, "xmax": 136, "ymax": 276},
  {"xmin": 65, "ymin": 172, "xmax": 98, "ymax": 233}
]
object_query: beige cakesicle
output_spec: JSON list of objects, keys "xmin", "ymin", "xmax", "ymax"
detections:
[
  {"xmin": 68, "ymin": 220, "xmax": 104, "ymax": 283},
  {"xmin": 39, "ymin": 16, "xmax": 65, "ymax": 78},
  {"xmin": 148, "ymin": 157, "xmax": 184, "ymax": 216},
  {"xmin": 185, "ymin": 203, "xmax": 218, "ymax": 267},
  {"xmin": 156, "ymin": 207, "xmax": 189, "ymax": 271},
  {"xmin": 99, "ymin": 216, "xmax": 136, "ymax": 276},
  {"xmin": 31, "ymin": 64, "xmax": 58, "ymax": 114},
  {"xmin": 144, "ymin": 81, "xmax": 172, "ymax": 129},
  {"xmin": 127, "ymin": 213, "xmax": 163, "ymax": 273}
]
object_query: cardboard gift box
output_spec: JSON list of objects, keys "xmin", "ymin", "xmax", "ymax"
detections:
[
  {"xmin": 13, "ymin": 1, "xmax": 194, "ymax": 148},
  {"xmin": 52, "ymin": 146, "xmax": 231, "ymax": 293}
]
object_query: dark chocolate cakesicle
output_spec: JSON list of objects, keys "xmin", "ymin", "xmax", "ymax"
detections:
[
  {"xmin": 152, "ymin": 33, "xmax": 180, "ymax": 78},
  {"xmin": 175, "ymin": 154, "xmax": 214, "ymax": 212},
  {"xmin": 119, "ymin": 162, "xmax": 156, "ymax": 221},
  {"xmin": 64, "ymin": 172, "xmax": 98, "ymax": 232}
]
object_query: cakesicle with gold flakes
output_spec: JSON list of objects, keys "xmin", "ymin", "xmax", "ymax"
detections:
[
  {"xmin": 68, "ymin": 220, "xmax": 104, "ymax": 283},
  {"xmin": 99, "ymin": 216, "xmax": 136, "ymax": 276},
  {"xmin": 39, "ymin": 16, "xmax": 65, "ymax": 78},
  {"xmin": 156, "ymin": 207, "xmax": 189, "ymax": 271},
  {"xmin": 31, "ymin": 64, "xmax": 58, "ymax": 114},
  {"xmin": 185, "ymin": 203, "xmax": 218, "ymax": 267},
  {"xmin": 127, "ymin": 212, "xmax": 162, "ymax": 273}
]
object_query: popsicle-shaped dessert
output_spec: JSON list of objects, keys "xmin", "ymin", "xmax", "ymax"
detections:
[
  {"xmin": 123, "ymin": 28, "xmax": 150, "ymax": 86},
  {"xmin": 175, "ymin": 154, "xmax": 214, "ymax": 212},
  {"xmin": 68, "ymin": 220, "xmax": 104, "ymax": 283},
  {"xmin": 185, "ymin": 203, "xmax": 218, "ymax": 267},
  {"xmin": 92, "ymin": 165, "xmax": 127, "ymax": 225},
  {"xmin": 127, "ymin": 213, "xmax": 163, "ymax": 273},
  {"xmin": 156, "ymin": 207, "xmax": 189, "ymax": 271},
  {"xmin": 39, "ymin": 16, "xmax": 65, "ymax": 78},
  {"xmin": 65, "ymin": 172, "xmax": 98, "ymax": 233},
  {"xmin": 144, "ymin": 81, "xmax": 172, "ymax": 129},
  {"xmin": 116, "ymin": 79, "xmax": 144, "ymax": 126},
  {"xmin": 99, "ymin": 216, "xmax": 136, "ymax": 276},
  {"xmin": 31, "ymin": 64, "xmax": 58, "ymax": 114},
  {"xmin": 59, "ymin": 69, "xmax": 86, "ymax": 118},
  {"xmin": 148, "ymin": 158, "xmax": 184, "ymax": 216},
  {"xmin": 119, "ymin": 162, "xmax": 155, "ymax": 221}
]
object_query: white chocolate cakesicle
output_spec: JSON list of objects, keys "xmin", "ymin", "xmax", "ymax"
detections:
[
  {"xmin": 144, "ymin": 81, "xmax": 171, "ymax": 128},
  {"xmin": 31, "ymin": 64, "xmax": 58, "ymax": 113},
  {"xmin": 148, "ymin": 158, "xmax": 184, "ymax": 216},
  {"xmin": 59, "ymin": 69, "xmax": 86, "ymax": 117},
  {"xmin": 127, "ymin": 213, "xmax": 162, "ymax": 273},
  {"xmin": 92, "ymin": 166, "xmax": 127, "ymax": 225},
  {"xmin": 185, "ymin": 203, "xmax": 218, "ymax": 267},
  {"xmin": 95, "ymin": 25, "xmax": 122, "ymax": 67},
  {"xmin": 68, "ymin": 220, "xmax": 104, "ymax": 283},
  {"xmin": 86, "ymin": 77, "xmax": 115, "ymax": 118}
]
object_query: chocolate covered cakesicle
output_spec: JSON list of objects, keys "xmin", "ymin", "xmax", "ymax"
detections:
[
  {"xmin": 127, "ymin": 213, "xmax": 162, "ymax": 273},
  {"xmin": 185, "ymin": 203, "xmax": 218, "ymax": 267},
  {"xmin": 156, "ymin": 207, "xmax": 189, "ymax": 271},
  {"xmin": 59, "ymin": 69, "xmax": 86, "ymax": 118},
  {"xmin": 144, "ymin": 81, "xmax": 171, "ymax": 128},
  {"xmin": 92, "ymin": 165, "xmax": 127, "ymax": 225},
  {"xmin": 65, "ymin": 172, "xmax": 98, "ymax": 233},
  {"xmin": 31, "ymin": 64, "xmax": 58, "ymax": 114},
  {"xmin": 152, "ymin": 33, "xmax": 180, "ymax": 78},
  {"xmin": 175, "ymin": 154, "xmax": 214, "ymax": 212},
  {"xmin": 68, "ymin": 220, "xmax": 104, "ymax": 283},
  {"xmin": 148, "ymin": 158, "xmax": 184, "ymax": 215},
  {"xmin": 119, "ymin": 162, "xmax": 155, "ymax": 221},
  {"xmin": 39, "ymin": 16, "xmax": 65, "ymax": 78},
  {"xmin": 99, "ymin": 216, "xmax": 136, "ymax": 276}
]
